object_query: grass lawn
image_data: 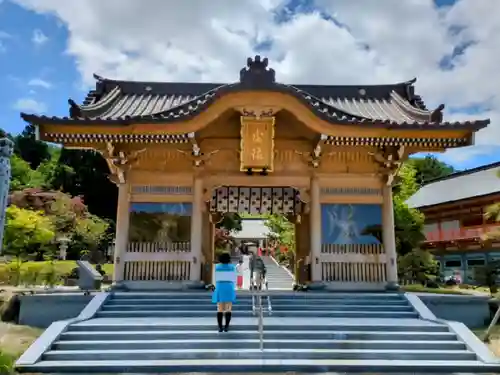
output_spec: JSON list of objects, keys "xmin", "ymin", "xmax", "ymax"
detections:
[
  {"xmin": 401, "ymin": 284, "xmax": 474, "ymax": 295},
  {"xmin": 0, "ymin": 322, "xmax": 42, "ymax": 373},
  {"xmin": 474, "ymin": 326, "xmax": 500, "ymax": 356}
]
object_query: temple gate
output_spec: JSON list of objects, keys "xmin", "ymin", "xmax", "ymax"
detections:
[{"xmin": 20, "ymin": 55, "xmax": 489, "ymax": 290}]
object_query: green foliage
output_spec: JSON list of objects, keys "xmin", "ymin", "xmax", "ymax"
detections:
[
  {"xmin": 216, "ymin": 213, "xmax": 242, "ymax": 232},
  {"xmin": 483, "ymin": 170, "xmax": 500, "ymax": 239},
  {"xmin": 398, "ymin": 249, "xmax": 439, "ymax": 284},
  {"xmin": 13, "ymin": 124, "xmax": 51, "ymax": 169},
  {"xmin": 264, "ymin": 214, "xmax": 294, "ymax": 252},
  {"xmin": 10, "ymin": 155, "xmax": 45, "ymax": 191},
  {"xmin": 0, "ymin": 260, "xmax": 114, "ymax": 286},
  {"xmin": 3, "ymin": 206, "xmax": 55, "ymax": 258},
  {"xmin": 393, "ymin": 162, "xmax": 425, "ymax": 256},
  {"xmin": 0, "ymin": 350, "xmax": 14, "ymax": 374},
  {"xmin": 407, "ymin": 155, "xmax": 455, "ymax": 186},
  {"xmin": 474, "ymin": 260, "xmax": 500, "ymax": 296}
]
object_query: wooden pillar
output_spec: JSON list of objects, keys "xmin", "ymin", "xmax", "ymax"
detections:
[
  {"xmin": 295, "ymin": 214, "xmax": 311, "ymax": 284},
  {"xmin": 113, "ymin": 182, "xmax": 130, "ymax": 283},
  {"xmin": 190, "ymin": 178, "xmax": 203, "ymax": 281},
  {"xmin": 201, "ymin": 209, "xmax": 214, "ymax": 285},
  {"xmin": 382, "ymin": 185, "xmax": 399, "ymax": 289},
  {"xmin": 310, "ymin": 177, "xmax": 322, "ymax": 282}
]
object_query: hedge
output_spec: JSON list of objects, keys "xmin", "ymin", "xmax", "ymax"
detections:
[{"xmin": 0, "ymin": 261, "xmax": 114, "ymax": 287}]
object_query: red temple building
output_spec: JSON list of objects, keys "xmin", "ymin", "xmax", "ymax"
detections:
[{"xmin": 407, "ymin": 161, "xmax": 500, "ymax": 284}]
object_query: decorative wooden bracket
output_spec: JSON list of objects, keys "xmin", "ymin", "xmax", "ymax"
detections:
[
  {"xmin": 209, "ymin": 211, "xmax": 225, "ymax": 224},
  {"xmin": 234, "ymin": 106, "xmax": 280, "ymax": 119},
  {"xmin": 102, "ymin": 142, "xmax": 145, "ymax": 184},
  {"xmin": 295, "ymin": 134, "xmax": 328, "ymax": 169},
  {"xmin": 369, "ymin": 145, "xmax": 406, "ymax": 186},
  {"xmin": 176, "ymin": 135, "xmax": 220, "ymax": 168}
]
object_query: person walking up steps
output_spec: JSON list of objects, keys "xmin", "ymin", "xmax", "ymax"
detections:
[
  {"xmin": 212, "ymin": 252, "xmax": 237, "ymax": 332},
  {"xmin": 236, "ymin": 260, "xmax": 244, "ymax": 289}
]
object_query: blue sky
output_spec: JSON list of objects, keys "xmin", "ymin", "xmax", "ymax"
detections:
[
  {"xmin": 0, "ymin": 0, "xmax": 497, "ymax": 170},
  {"xmin": 0, "ymin": 1, "xmax": 86, "ymax": 129}
]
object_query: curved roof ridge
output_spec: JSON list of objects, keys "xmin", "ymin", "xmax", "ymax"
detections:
[
  {"xmin": 129, "ymin": 84, "xmax": 230, "ymax": 120},
  {"xmin": 390, "ymin": 91, "xmax": 431, "ymax": 122},
  {"xmin": 288, "ymin": 84, "xmax": 372, "ymax": 121},
  {"xmin": 79, "ymin": 85, "xmax": 122, "ymax": 114}
]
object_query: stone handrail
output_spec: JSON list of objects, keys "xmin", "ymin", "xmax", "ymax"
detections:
[{"xmin": 76, "ymin": 260, "xmax": 103, "ymax": 291}]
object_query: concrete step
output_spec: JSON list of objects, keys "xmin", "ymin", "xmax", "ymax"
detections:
[
  {"xmin": 95, "ymin": 310, "xmax": 419, "ymax": 318},
  {"xmin": 60, "ymin": 330, "xmax": 458, "ymax": 341},
  {"xmin": 110, "ymin": 292, "xmax": 405, "ymax": 300},
  {"xmin": 42, "ymin": 348, "xmax": 477, "ymax": 361},
  {"xmin": 18, "ymin": 358, "xmax": 500, "ymax": 373},
  {"xmin": 101, "ymin": 304, "xmax": 413, "ymax": 312},
  {"xmin": 105, "ymin": 298, "xmax": 410, "ymax": 305},
  {"xmin": 70, "ymin": 321, "xmax": 449, "ymax": 332},
  {"xmin": 52, "ymin": 339, "xmax": 467, "ymax": 351}
]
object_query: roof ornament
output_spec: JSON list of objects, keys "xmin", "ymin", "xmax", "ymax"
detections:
[
  {"xmin": 430, "ymin": 104, "xmax": 445, "ymax": 123},
  {"xmin": 68, "ymin": 99, "xmax": 82, "ymax": 118},
  {"xmin": 93, "ymin": 73, "xmax": 105, "ymax": 82},
  {"xmin": 239, "ymin": 55, "xmax": 276, "ymax": 87}
]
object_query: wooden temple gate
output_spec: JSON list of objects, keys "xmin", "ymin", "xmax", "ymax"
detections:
[{"xmin": 21, "ymin": 55, "xmax": 488, "ymax": 290}]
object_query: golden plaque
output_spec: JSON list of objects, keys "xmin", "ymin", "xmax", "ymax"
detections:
[{"xmin": 240, "ymin": 116, "xmax": 275, "ymax": 172}]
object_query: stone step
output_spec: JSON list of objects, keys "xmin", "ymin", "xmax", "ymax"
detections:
[
  {"xmin": 105, "ymin": 298, "xmax": 410, "ymax": 305},
  {"xmin": 101, "ymin": 304, "xmax": 413, "ymax": 312},
  {"xmin": 70, "ymin": 321, "xmax": 449, "ymax": 332},
  {"xmin": 19, "ymin": 358, "xmax": 500, "ymax": 373},
  {"xmin": 60, "ymin": 329, "xmax": 458, "ymax": 341},
  {"xmin": 95, "ymin": 310, "xmax": 419, "ymax": 318},
  {"xmin": 42, "ymin": 348, "xmax": 477, "ymax": 361},
  {"xmin": 110, "ymin": 292, "xmax": 404, "ymax": 300},
  {"xmin": 52, "ymin": 339, "xmax": 467, "ymax": 351}
]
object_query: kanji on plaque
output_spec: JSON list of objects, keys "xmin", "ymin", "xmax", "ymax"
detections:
[{"xmin": 240, "ymin": 116, "xmax": 275, "ymax": 172}]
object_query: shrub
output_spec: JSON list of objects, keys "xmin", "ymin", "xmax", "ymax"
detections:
[
  {"xmin": 0, "ymin": 351, "xmax": 14, "ymax": 374},
  {"xmin": 0, "ymin": 261, "xmax": 113, "ymax": 287}
]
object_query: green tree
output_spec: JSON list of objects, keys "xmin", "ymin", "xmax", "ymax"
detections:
[
  {"xmin": 393, "ymin": 163, "xmax": 426, "ymax": 256},
  {"xmin": 407, "ymin": 155, "xmax": 455, "ymax": 186},
  {"xmin": 363, "ymin": 163, "xmax": 425, "ymax": 256},
  {"xmin": 398, "ymin": 248, "xmax": 439, "ymax": 285},
  {"xmin": 484, "ymin": 170, "xmax": 500, "ymax": 240},
  {"xmin": 216, "ymin": 213, "xmax": 242, "ymax": 232},
  {"xmin": 264, "ymin": 214, "xmax": 294, "ymax": 252},
  {"xmin": 50, "ymin": 148, "xmax": 118, "ymax": 221},
  {"xmin": 13, "ymin": 124, "xmax": 51, "ymax": 169},
  {"xmin": 10, "ymin": 155, "xmax": 45, "ymax": 191},
  {"xmin": 3, "ymin": 206, "xmax": 55, "ymax": 284}
]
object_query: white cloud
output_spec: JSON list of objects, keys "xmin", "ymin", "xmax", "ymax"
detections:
[
  {"xmin": 0, "ymin": 30, "xmax": 11, "ymax": 52},
  {"xmin": 11, "ymin": 0, "xmax": 500, "ymax": 164},
  {"xmin": 31, "ymin": 28, "xmax": 48, "ymax": 46},
  {"xmin": 28, "ymin": 78, "xmax": 52, "ymax": 89},
  {"xmin": 13, "ymin": 98, "xmax": 47, "ymax": 113}
]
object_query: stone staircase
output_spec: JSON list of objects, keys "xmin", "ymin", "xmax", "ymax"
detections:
[
  {"xmin": 16, "ymin": 291, "xmax": 500, "ymax": 373},
  {"xmin": 261, "ymin": 255, "xmax": 294, "ymax": 290}
]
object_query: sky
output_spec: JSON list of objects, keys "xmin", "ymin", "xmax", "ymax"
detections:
[{"xmin": 0, "ymin": 0, "xmax": 498, "ymax": 170}]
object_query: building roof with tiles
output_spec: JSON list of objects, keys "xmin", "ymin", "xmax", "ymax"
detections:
[{"xmin": 406, "ymin": 161, "xmax": 500, "ymax": 209}]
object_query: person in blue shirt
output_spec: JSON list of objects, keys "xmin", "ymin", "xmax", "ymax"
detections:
[{"xmin": 212, "ymin": 252, "xmax": 237, "ymax": 332}]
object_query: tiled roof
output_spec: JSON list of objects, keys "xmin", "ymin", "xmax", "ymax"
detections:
[
  {"xmin": 21, "ymin": 56, "xmax": 489, "ymax": 131},
  {"xmin": 407, "ymin": 161, "xmax": 500, "ymax": 208}
]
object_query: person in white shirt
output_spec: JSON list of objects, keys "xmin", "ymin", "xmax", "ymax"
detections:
[{"xmin": 236, "ymin": 260, "xmax": 243, "ymax": 289}]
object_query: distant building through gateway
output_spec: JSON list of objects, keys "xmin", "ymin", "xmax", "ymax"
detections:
[{"xmin": 232, "ymin": 219, "xmax": 273, "ymax": 251}]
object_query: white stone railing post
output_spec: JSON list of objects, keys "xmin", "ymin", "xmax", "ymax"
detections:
[{"xmin": 0, "ymin": 137, "xmax": 13, "ymax": 254}]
